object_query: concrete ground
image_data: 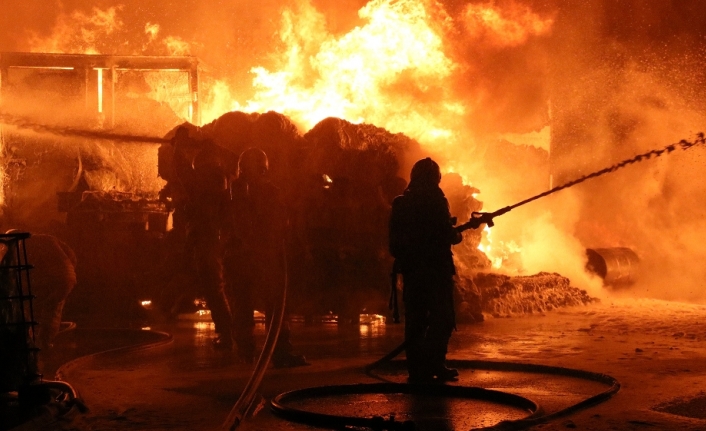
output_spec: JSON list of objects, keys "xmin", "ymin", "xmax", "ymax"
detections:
[{"xmin": 25, "ymin": 299, "xmax": 706, "ymax": 430}]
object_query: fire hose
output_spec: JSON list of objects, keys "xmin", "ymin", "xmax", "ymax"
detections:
[
  {"xmin": 220, "ymin": 242, "xmax": 289, "ymax": 431},
  {"xmin": 0, "ymin": 113, "xmax": 169, "ymax": 144},
  {"xmin": 459, "ymin": 132, "xmax": 706, "ymax": 230},
  {"xmin": 271, "ymin": 351, "xmax": 621, "ymax": 431}
]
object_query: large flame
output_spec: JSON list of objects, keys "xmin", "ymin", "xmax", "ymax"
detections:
[
  {"xmin": 233, "ymin": 0, "xmax": 463, "ymax": 150},
  {"xmin": 7, "ymin": 0, "xmax": 557, "ymax": 274}
]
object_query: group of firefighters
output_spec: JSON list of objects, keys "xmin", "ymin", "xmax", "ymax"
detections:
[
  {"xmin": 166, "ymin": 125, "xmax": 486, "ymax": 380},
  {"xmin": 166, "ymin": 127, "xmax": 306, "ymax": 367}
]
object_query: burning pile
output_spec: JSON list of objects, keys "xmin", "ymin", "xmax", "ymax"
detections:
[
  {"xmin": 7, "ymin": 0, "xmax": 706, "ymax": 318},
  {"xmin": 156, "ymin": 110, "xmax": 596, "ymax": 320}
]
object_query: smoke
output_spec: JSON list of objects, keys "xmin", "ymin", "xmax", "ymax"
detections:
[
  {"xmin": 548, "ymin": 0, "xmax": 706, "ymax": 301},
  {"xmin": 516, "ymin": 191, "xmax": 604, "ymax": 298}
]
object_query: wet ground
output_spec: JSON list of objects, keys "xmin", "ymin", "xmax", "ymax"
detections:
[{"xmin": 25, "ymin": 299, "xmax": 706, "ymax": 430}]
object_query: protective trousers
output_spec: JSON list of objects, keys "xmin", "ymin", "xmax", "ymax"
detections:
[
  {"xmin": 225, "ymin": 250, "xmax": 293, "ymax": 362},
  {"xmin": 191, "ymin": 236, "xmax": 232, "ymax": 341},
  {"xmin": 403, "ymin": 268, "xmax": 455, "ymax": 378}
]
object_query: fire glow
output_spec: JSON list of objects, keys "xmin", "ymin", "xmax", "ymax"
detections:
[
  {"xmin": 233, "ymin": 0, "xmax": 461, "ymax": 147},
  {"xmin": 4, "ymin": 1, "xmax": 706, "ymax": 300}
]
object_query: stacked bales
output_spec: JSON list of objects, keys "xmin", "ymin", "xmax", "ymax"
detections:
[
  {"xmin": 296, "ymin": 118, "xmax": 423, "ymax": 320},
  {"xmin": 201, "ymin": 111, "xmax": 307, "ymax": 194},
  {"xmin": 154, "ymin": 111, "xmax": 595, "ymax": 322}
]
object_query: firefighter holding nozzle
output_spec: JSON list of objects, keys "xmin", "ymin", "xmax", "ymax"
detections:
[{"xmin": 389, "ymin": 157, "xmax": 492, "ymax": 382}]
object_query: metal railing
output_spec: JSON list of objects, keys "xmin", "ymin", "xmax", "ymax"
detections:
[{"xmin": 0, "ymin": 231, "xmax": 39, "ymax": 393}]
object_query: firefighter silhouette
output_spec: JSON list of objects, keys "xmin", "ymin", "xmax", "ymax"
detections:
[
  {"xmin": 224, "ymin": 148, "xmax": 307, "ymax": 367},
  {"xmin": 389, "ymin": 157, "xmax": 463, "ymax": 382}
]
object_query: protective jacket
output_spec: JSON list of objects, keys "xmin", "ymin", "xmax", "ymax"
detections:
[{"xmin": 389, "ymin": 184, "xmax": 461, "ymax": 277}]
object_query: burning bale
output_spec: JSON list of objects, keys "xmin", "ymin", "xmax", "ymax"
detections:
[
  {"xmin": 155, "ymin": 110, "xmax": 599, "ymax": 321},
  {"xmin": 294, "ymin": 117, "xmax": 422, "ymax": 319},
  {"xmin": 456, "ymin": 272, "xmax": 597, "ymax": 323},
  {"xmin": 200, "ymin": 110, "xmax": 307, "ymax": 190}
]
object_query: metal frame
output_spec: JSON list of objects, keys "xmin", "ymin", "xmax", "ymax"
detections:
[{"xmin": 0, "ymin": 51, "xmax": 200, "ymax": 126}]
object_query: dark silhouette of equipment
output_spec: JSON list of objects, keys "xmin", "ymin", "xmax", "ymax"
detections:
[{"xmin": 0, "ymin": 232, "xmax": 39, "ymax": 394}]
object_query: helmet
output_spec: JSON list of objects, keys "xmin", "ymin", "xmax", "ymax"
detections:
[
  {"xmin": 409, "ymin": 157, "xmax": 441, "ymax": 187},
  {"xmin": 237, "ymin": 148, "xmax": 269, "ymax": 181},
  {"xmin": 174, "ymin": 125, "xmax": 190, "ymax": 141}
]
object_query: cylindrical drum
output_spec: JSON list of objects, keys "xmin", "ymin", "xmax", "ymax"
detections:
[{"xmin": 585, "ymin": 247, "xmax": 640, "ymax": 287}]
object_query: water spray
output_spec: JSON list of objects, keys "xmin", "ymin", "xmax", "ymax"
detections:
[
  {"xmin": 460, "ymin": 132, "xmax": 706, "ymax": 230},
  {"xmin": 0, "ymin": 113, "xmax": 169, "ymax": 144},
  {"xmin": 3, "ymin": 111, "xmax": 704, "ymax": 227}
]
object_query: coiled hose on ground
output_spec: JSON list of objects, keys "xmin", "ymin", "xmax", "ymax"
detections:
[
  {"xmin": 270, "ymin": 340, "xmax": 621, "ymax": 431},
  {"xmin": 217, "ymin": 244, "xmax": 622, "ymax": 430}
]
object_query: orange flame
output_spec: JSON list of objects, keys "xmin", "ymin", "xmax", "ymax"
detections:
[
  {"xmin": 144, "ymin": 23, "xmax": 160, "ymax": 42},
  {"xmin": 232, "ymin": 0, "xmax": 464, "ymax": 150},
  {"xmin": 478, "ymin": 225, "xmax": 522, "ymax": 270}
]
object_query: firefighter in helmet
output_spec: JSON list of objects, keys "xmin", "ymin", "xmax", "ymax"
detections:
[
  {"xmin": 173, "ymin": 131, "xmax": 233, "ymax": 349},
  {"xmin": 389, "ymin": 157, "xmax": 471, "ymax": 382},
  {"xmin": 224, "ymin": 148, "xmax": 307, "ymax": 367}
]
